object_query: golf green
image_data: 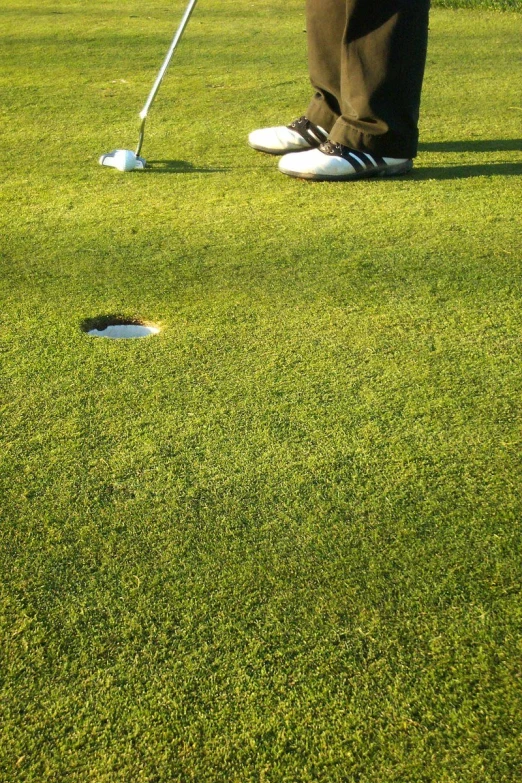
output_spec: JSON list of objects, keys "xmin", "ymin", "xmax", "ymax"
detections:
[{"xmin": 1, "ymin": 1, "xmax": 521, "ymax": 781}]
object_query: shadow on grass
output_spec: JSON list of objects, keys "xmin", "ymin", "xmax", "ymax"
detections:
[
  {"xmin": 410, "ymin": 162, "xmax": 522, "ymax": 180},
  {"xmin": 145, "ymin": 159, "xmax": 522, "ymax": 180},
  {"xmin": 143, "ymin": 160, "xmax": 230, "ymax": 175},
  {"xmin": 418, "ymin": 139, "xmax": 522, "ymax": 153}
]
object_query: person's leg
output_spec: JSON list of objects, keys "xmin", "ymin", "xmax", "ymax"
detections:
[
  {"xmin": 306, "ymin": 0, "xmax": 430, "ymax": 159},
  {"xmin": 305, "ymin": 0, "xmax": 346, "ymax": 134},
  {"xmin": 248, "ymin": 0, "xmax": 345, "ymax": 155}
]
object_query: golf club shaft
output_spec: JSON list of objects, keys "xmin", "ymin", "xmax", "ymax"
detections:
[{"xmin": 136, "ymin": 0, "xmax": 198, "ymax": 155}]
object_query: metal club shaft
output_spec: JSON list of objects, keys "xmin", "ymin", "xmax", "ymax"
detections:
[{"xmin": 135, "ymin": 0, "xmax": 199, "ymax": 156}]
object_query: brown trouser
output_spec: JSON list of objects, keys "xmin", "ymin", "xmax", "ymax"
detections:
[{"xmin": 306, "ymin": 0, "xmax": 430, "ymax": 158}]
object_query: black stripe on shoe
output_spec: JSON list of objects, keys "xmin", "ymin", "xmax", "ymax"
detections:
[
  {"xmin": 359, "ymin": 151, "xmax": 387, "ymax": 167},
  {"xmin": 287, "ymin": 117, "xmax": 329, "ymax": 148},
  {"xmin": 344, "ymin": 151, "xmax": 366, "ymax": 173}
]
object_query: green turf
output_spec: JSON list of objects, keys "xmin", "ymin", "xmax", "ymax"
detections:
[
  {"xmin": 1, "ymin": 1, "xmax": 522, "ymax": 781},
  {"xmin": 434, "ymin": 0, "xmax": 521, "ymax": 10},
  {"xmin": 435, "ymin": 0, "xmax": 521, "ymax": 10}
]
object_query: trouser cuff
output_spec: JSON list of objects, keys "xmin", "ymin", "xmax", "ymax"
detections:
[
  {"xmin": 306, "ymin": 95, "xmax": 419, "ymax": 158},
  {"xmin": 329, "ymin": 117, "xmax": 419, "ymax": 159}
]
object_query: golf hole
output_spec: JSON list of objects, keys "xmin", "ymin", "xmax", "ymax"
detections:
[{"xmin": 81, "ymin": 315, "xmax": 160, "ymax": 339}]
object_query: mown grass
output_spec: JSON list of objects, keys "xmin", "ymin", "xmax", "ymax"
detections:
[
  {"xmin": 1, "ymin": 0, "xmax": 522, "ymax": 781},
  {"xmin": 434, "ymin": 0, "xmax": 520, "ymax": 10}
]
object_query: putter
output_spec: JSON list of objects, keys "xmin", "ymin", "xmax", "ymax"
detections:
[{"xmin": 100, "ymin": 0, "xmax": 199, "ymax": 171}]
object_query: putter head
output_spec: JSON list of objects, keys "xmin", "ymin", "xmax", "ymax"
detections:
[{"xmin": 99, "ymin": 149, "xmax": 146, "ymax": 171}]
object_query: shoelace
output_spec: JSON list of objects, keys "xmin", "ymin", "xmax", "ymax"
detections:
[
  {"xmin": 320, "ymin": 141, "xmax": 345, "ymax": 156},
  {"xmin": 288, "ymin": 117, "xmax": 328, "ymax": 146}
]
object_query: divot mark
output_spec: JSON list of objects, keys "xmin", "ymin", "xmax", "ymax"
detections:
[{"xmin": 81, "ymin": 315, "xmax": 160, "ymax": 339}]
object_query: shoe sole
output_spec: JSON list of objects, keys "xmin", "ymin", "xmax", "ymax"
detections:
[
  {"xmin": 280, "ymin": 159, "xmax": 414, "ymax": 181},
  {"xmin": 248, "ymin": 141, "xmax": 315, "ymax": 156}
]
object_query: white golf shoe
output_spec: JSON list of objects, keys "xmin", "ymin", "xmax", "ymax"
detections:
[
  {"xmin": 278, "ymin": 141, "xmax": 413, "ymax": 181},
  {"xmin": 248, "ymin": 116, "xmax": 328, "ymax": 155}
]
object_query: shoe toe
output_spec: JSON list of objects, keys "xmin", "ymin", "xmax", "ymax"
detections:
[
  {"xmin": 248, "ymin": 128, "xmax": 272, "ymax": 150},
  {"xmin": 278, "ymin": 148, "xmax": 354, "ymax": 179},
  {"xmin": 248, "ymin": 126, "xmax": 312, "ymax": 154}
]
